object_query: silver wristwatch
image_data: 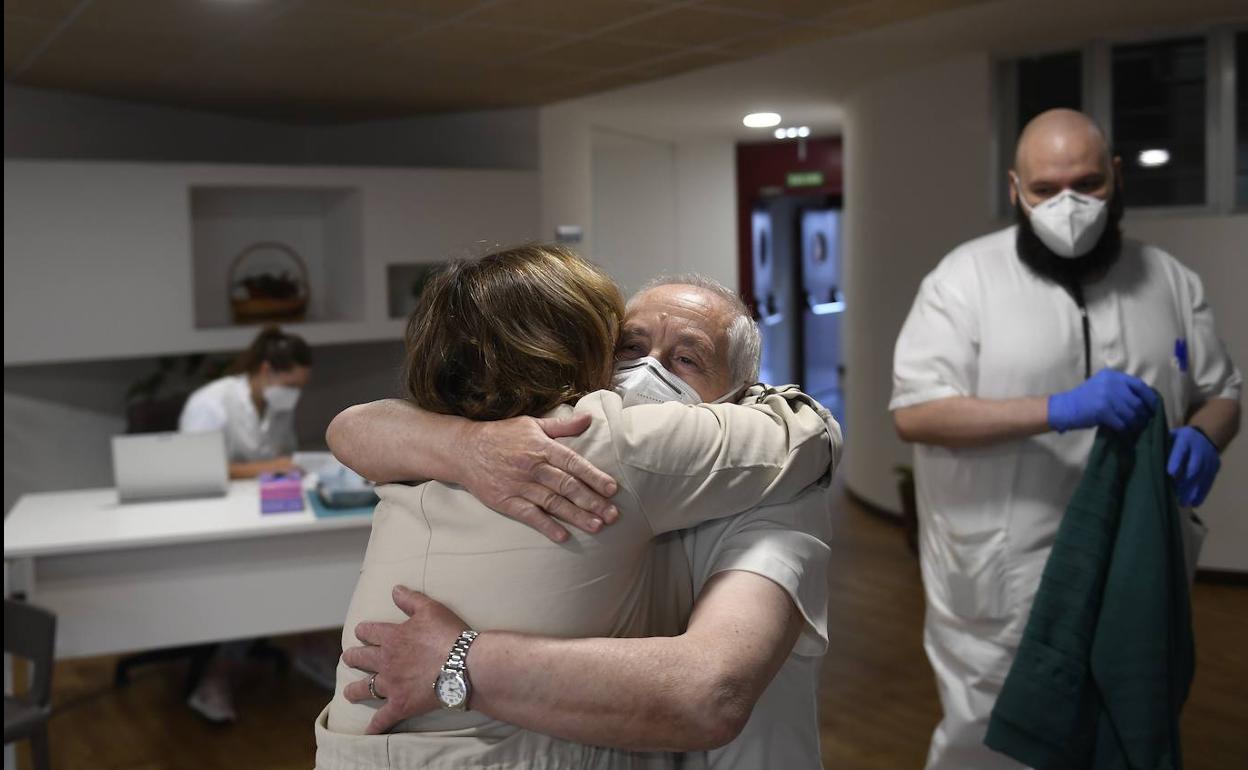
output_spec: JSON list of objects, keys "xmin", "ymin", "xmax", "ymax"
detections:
[{"xmin": 432, "ymin": 630, "xmax": 478, "ymax": 711}]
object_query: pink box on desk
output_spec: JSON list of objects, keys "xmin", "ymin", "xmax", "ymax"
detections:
[{"xmin": 260, "ymin": 471, "xmax": 305, "ymax": 513}]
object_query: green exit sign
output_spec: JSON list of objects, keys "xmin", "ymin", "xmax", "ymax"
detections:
[{"xmin": 786, "ymin": 170, "xmax": 824, "ymax": 188}]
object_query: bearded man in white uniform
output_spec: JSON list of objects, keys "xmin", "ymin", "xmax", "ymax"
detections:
[
  {"xmin": 324, "ymin": 275, "xmax": 837, "ymax": 769},
  {"xmin": 891, "ymin": 109, "xmax": 1242, "ymax": 770}
]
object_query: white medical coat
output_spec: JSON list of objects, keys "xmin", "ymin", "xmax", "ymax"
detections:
[
  {"xmin": 178, "ymin": 373, "xmax": 297, "ymax": 463},
  {"xmin": 890, "ymin": 226, "xmax": 1240, "ymax": 770}
]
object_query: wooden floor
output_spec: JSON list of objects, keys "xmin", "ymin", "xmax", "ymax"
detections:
[
  {"xmin": 817, "ymin": 498, "xmax": 1248, "ymax": 770},
  {"xmin": 20, "ymin": 494, "xmax": 1248, "ymax": 769}
]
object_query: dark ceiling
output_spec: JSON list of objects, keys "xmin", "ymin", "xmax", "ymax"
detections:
[{"xmin": 4, "ymin": 0, "xmax": 988, "ymax": 122}]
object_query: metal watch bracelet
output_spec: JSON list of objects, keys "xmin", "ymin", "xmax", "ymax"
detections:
[{"xmin": 444, "ymin": 629, "xmax": 478, "ymax": 673}]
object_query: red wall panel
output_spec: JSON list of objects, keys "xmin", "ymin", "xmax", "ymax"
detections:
[{"xmin": 735, "ymin": 137, "xmax": 843, "ymax": 310}]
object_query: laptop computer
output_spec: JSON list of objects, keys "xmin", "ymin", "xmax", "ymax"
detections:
[{"xmin": 112, "ymin": 431, "xmax": 230, "ymax": 503}]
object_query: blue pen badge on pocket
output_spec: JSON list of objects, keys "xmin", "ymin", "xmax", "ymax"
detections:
[{"xmin": 1174, "ymin": 338, "xmax": 1188, "ymax": 373}]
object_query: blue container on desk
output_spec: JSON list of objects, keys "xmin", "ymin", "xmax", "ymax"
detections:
[
  {"xmin": 309, "ymin": 466, "xmax": 378, "ymax": 518},
  {"xmin": 306, "ymin": 491, "xmax": 375, "ymax": 518}
]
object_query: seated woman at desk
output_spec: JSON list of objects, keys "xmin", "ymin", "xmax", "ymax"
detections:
[
  {"xmin": 316, "ymin": 245, "xmax": 835, "ymax": 768},
  {"xmin": 179, "ymin": 325, "xmax": 312, "ymax": 479},
  {"xmin": 177, "ymin": 325, "xmax": 314, "ymax": 723}
]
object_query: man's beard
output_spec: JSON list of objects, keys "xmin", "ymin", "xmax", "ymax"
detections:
[{"xmin": 1014, "ymin": 188, "xmax": 1124, "ymax": 288}]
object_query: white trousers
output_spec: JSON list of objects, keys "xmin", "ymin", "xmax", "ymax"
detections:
[
  {"xmin": 922, "ymin": 607, "xmax": 1032, "ymax": 770},
  {"xmin": 922, "ymin": 510, "xmax": 1206, "ymax": 770}
]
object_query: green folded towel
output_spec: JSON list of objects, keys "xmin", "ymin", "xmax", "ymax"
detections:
[{"xmin": 985, "ymin": 398, "xmax": 1193, "ymax": 770}]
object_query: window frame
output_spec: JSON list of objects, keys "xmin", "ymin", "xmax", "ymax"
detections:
[
  {"xmin": 992, "ymin": 48, "xmax": 1089, "ymax": 218},
  {"xmin": 991, "ymin": 23, "xmax": 1246, "ymax": 220},
  {"xmin": 1224, "ymin": 26, "xmax": 1246, "ymax": 213}
]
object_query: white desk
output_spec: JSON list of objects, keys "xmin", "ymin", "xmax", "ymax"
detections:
[{"xmin": 3, "ymin": 480, "xmax": 372, "ymax": 659}]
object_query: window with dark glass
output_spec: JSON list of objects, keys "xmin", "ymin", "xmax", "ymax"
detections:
[
  {"xmin": 1111, "ymin": 37, "xmax": 1207, "ymax": 207},
  {"xmin": 1236, "ymin": 31, "xmax": 1247, "ymax": 206},
  {"xmin": 1016, "ymin": 51, "xmax": 1082, "ymax": 129},
  {"xmin": 998, "ymin": 51, "xmax": 1082, "ymax": 213}
]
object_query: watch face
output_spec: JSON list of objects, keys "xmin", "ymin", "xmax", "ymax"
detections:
[{"xmin": 436, "ymin": 672, "xmax": 467, "ymax": 707}]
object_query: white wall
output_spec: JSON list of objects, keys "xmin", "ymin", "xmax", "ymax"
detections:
[
  {"xmin": 3, "ymin": 85, "xmax": 540, "ymax": 514},
  {"xmin": 673, "ymin": 141, "xmax": 737, "ymax": 288},
  {"xmin": 3, "ymin": 84, "xmax": 305, "ymax": 165},
  {"xmin": 1126, "ymin": 214, "xmax": 1248, "ymax": 571},
  {"xmin": 191, "ymin": 189, "xmax": 358, "ymax": 327},
  {"xmin": 547, "ymin": 117, "xmax": 737, "ymax": 295},
  {"xmin": 841, "ymin": 52, "xmax": 995, "ymax": 514},
  {"xmin": 3, "ymin": 161, "xmax": 538, "ymax": 365},
  {"xmin": 4, "ymin": 359, "xmax": 141, "ymax": 514},
  {"xmin": 840, "ymin": 51, "xmax": 1248, "ymax": 571},
  {"xmin": 306, "ymin": 109, "xmax": 538, "ymax": 170},
  {"xmin": 591, "ymin": 129, "xmax": 678, "ymax": 296},
  {"xmin": 4, "ymin": 84, "xmax": 538, "ymax": 170},
  {"xmin": 539, "ymin": 103, "xmax": 594, "ymax": 252}
]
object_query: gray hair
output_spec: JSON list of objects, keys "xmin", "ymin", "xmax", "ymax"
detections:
[{"xmin": 628, "ymin": 273, "xmax": 762, "ymax": 387}]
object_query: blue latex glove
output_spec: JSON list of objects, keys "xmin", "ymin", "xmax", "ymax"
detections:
[
  {"xmin": 1048, "ymin": 369, "xmax": 1159, "ymax": 433},
  {"xmin": 1167, "ymin": 427, "xmax": 1221, "ymax": 507}
]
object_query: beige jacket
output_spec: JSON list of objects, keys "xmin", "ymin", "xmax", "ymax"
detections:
[{"xmin": 317, "ymin": 388, "xmax": 836, "ymax": 770}]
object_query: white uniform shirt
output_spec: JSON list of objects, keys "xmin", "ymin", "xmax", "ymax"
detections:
[
  {"xmin": 654, "ymin": 386, "xmax": 841, "ymax": 770},
  {"xmin": 892, "ymin": 225, "xmax": 1241, "ymax": 640},
  {"xmin": 892, "ymin": 227, "xmax": 1240, "ymax": 770},
  {"xmin": 681, "ymin": 484, "xmax": 834, "ymax": 770},
  {"xmin": 178, "ymin": 374, "xmax": 297, "ymax": 463}
]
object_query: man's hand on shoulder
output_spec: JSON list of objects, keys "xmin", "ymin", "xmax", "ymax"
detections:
[{"xmin": 458, "ymin": 413, "xmax": 620, "ymax": 543}]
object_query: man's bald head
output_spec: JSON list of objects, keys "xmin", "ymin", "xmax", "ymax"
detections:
[
  {"xmin": 1015, "ymin": 109, "xmax": 1110, "ymax": 172},
  {"xmin": 1011, "ymin": 109, "xmax": 1118, "ymax": 208}
]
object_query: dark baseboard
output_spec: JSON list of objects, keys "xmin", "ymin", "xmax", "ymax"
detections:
[
  {"xmin": 846, "ymin": 485, "xmax": 920, "ymax": 556},
  {"xmin": 845, "ymin": 486, "xmax": 903, "ymax": 523},
  {"xmin": 1195, "ymin": 568, "xmax": 1248, "ymax": 586}
]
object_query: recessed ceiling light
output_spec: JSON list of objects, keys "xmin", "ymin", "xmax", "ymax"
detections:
[
  {"xmin": 773, "ymin": 125, "xmax": 813, "ymax": 140},
  {"xmin": 743, "ymin": 112, "xmax": 782, "ymax": 128},
  {"xmin": 1137, "ymin": 148, "xmax": 1170, "ymax": 167}
]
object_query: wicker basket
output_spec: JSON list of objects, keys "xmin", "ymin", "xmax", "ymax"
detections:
[{"xmin": 228, "ymin": 242, "xmax": 309, "ymax": 324}]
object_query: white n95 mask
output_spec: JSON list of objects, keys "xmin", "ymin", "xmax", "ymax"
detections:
[
  {"xmin": 613, "ymin": 357, "xmax": 702, "ymax": 407},
  {"xmin": 263, "ymin": 384, "xmax": 301, "ymax": 412},
  {"xmin": 1014, "ymin": 175, "xmax": 1109, "ymax": 258}
]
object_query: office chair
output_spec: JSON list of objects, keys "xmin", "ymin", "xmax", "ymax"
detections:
[
  {"xmin": 115, "ymin": 393, "xmax": 290, "ymax": 700},
  {"xmin": 113, "ymin": 639, "xmax": 290, "ymax": 691},
  {"xmin": 4, "ymin": 599, "xmax": 57, "ymax": 770}
]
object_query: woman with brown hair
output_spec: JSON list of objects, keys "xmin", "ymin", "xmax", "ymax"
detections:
[
  {"xmin": 177, "ymin": 325, "xmax": 315, "ymax": 723},
  {"xmin": 316, "ymin": 244, "xmax": 834, "ymax": 769}
]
